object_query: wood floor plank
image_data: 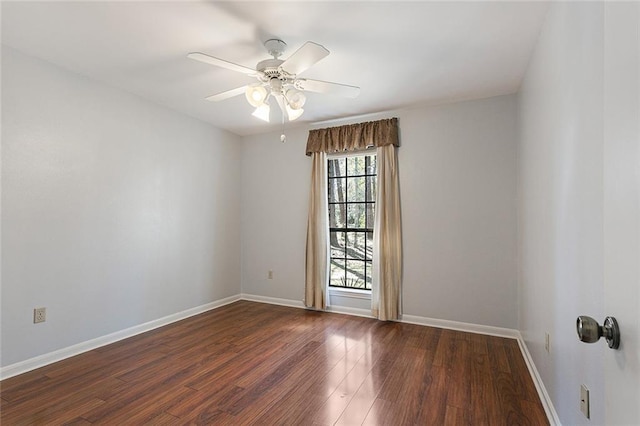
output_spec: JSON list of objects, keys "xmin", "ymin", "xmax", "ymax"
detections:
[
  {"xmin": 247, "ymin": 391, "xmax": 326, "ymax": 426},
  {"xmin": 224, "ymin": 340, "xmax": 323, "ymax": 416},
  {"xmin": 1, "ymin": 375, "xmax": 126, "ymax": 419},
  {"xmin": 307, "ymin": 333, "xmax": 378, "ymax": 398},
  {"xmin": 0, "ymin": 373, "xmax": 52, "ymax": 402},
  {"xmin": 3, "ymin": 394, "xmax": 104, "ymax": 425},
  {"xmin": 176, "ymin": 403, "xmax": 239, "ymax": 426},
  {"xmin": 446, "ymin": 333, "xmax": 471, "ymax": 409},
  {"xmin": 241, "ymin": 339, "xmax": 339, "ymax": 425},
  {"xmin": 433, "ymin": 328, "xmax": 457, "ymax": 368},
  {"xmin": 505, "ymin": 338, "xmax": 543, "ymax": 403},
  {"xmin": 334, "ymin": 345, "xmax": 398, "ymax": 425},
  {"xmin": 62, "ymin": 417, "xmax": 93, "ymax": 426},
  {"xmin": 444, "ymin": 404, "xmax": 470, "ymax": 425},
  {"xmin": 470, "ymin": 351, "xmax": 498, "ymax": 424},
  {"xmin": 313, "ymin": 343, "xmax": 379, "ymax": 425},
  {"xmin": 488, "ymin": 336, "xmax": 512, "ymax": 373},
  {"xmin": 165, "ymin": 384, "xmax": 244, "ymax": 419},
  {"xmin": 0, "ymin": 300, "xmax": 548, "ymax": 425},
  {"xmin": 361, "ymin": 397, "xmax": 401, "ymax": 426},
  {"xmin": 521, "ymin": 399, "xmax": 550, "ymax": 425},
  {"xmin": 225, "ymin": 329, "xmax": 353, "ymax": 422},
  {"xmin": 414, "ymin": 365, "xmax": 448, "ymax": 425},
  {"xmin": 394, "ymin": 348, "xmax": 434, "ymax": 425}
]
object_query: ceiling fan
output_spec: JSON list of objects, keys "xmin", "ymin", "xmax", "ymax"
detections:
[{"xmin": 188, "ymin": 39, "xmax": 360, "ymax": 123}]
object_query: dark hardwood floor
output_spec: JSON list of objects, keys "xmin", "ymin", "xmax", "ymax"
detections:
[{"xmin": 1, "ymin": 300, "xmax": 548, "ymax": 425}]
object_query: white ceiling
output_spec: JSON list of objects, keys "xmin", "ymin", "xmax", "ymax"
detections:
[{"xmin": 1, "ymin": 1, "xmax": 549, "ymax": 136}]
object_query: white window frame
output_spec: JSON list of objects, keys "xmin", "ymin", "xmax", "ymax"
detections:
[{"xmin": 326, "ymin": 149, "xmax": 376, "ymax": 300}]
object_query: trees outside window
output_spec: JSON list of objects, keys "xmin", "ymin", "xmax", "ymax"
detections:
[{"xmin": 327, "ymin": 154, "xmax": 376, "ymax": 290}]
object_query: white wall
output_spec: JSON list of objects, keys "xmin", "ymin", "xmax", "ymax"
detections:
[
  {"xmin": 240, "ymin": 125, "xmax": 311, "ymax": 305},
  {"xmin": 603, "ymin": 3, "xmax": 640, "ymax": 424},
  {"xmin": 518, "ymin": 3, "xmax": 606, "ymax": 424},
  {"xmin": 1, "ymin": 47, "xmax": 242, "ymax": 367},
  {"xmin": 241, "ymin": 94, "xmax": 518, "ymax": 329}
]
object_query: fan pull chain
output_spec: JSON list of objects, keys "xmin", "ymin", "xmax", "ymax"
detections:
[{"xmin": 280, "ymin": 110, "xmax": 286, "ymax": 143}]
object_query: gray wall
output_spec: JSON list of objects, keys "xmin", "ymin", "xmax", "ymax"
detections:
[
  {"xmin": 241, "ymin": 94, "xmax": 518, "ymax": 329},
  {"xmin": 517, "ymin": 3, "xmax": 605, "ymax": 424},
  {"xmin": 518, "ymin": 2, "xmax": 640, "ymax": 424},
  {"xmin": 1, "ymin": 47, "xmax": 242, "ymax": 366}
]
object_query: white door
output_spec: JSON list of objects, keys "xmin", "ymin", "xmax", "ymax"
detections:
[{"xmin": 603, "ymin": 2, "xmax": 640, "ymax": 424}]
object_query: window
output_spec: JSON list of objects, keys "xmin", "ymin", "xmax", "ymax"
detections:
[{"xmin": 328, "ymin": 153, "xmax": 377, "ymax": 290}]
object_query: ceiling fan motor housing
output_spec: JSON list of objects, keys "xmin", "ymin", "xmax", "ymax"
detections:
[
  {"xmin": 256, "ymin": 58, "xmax": 295, "ymax": 97},
  {"xmin": 256, "ymin": 58, "xmax": 285, "ymax": 78}
]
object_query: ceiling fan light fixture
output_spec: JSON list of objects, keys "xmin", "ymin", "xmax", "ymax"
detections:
[
  {"xmin": 252, "ymin": 103, "xmax": 270, "ymax": 122},
  {"xmin": 245, "ymin": 84, "xmax": 268, "ymax": 107},
  {"xmin": 285, "ymin": 89, "xmax": 306, "ymax": 110},
  {"xmin": 188, "ymin": 40, "xmax": 360, "ymax": 128},
  {"xmin": 286, "ymin": 105, "xmax": 304, "ymax": 121}
]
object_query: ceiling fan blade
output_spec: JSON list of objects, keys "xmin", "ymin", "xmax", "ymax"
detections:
[
  {"xmin": 205, "ymin": 86, "xmax": 248, "ymax": 102},
  {"xmin": 280, "ymin": 42, "xmax": 329, "ymax": 76},
  {"xmin": 188, "ymin": 52, "xmax": 259, "ymax": 76},
  {"xmin": 296, "ymin": 79, "xmax": 360, "ymax": 98}
]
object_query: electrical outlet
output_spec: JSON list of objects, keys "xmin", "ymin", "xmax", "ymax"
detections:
[
  {"xmin": 34, "ymin": 307, "xmax": 46, "ymax": 323},
  {"xmin": 545, "ymin": 332, "xmax": 550, "ymax": 353},
  {"xmin": 580, "ymin": 384, "xmax": 590, "ymax": 419},
  {"xmin": 268, "ymin": 270, "xmax": 273, "ymax": 280}
]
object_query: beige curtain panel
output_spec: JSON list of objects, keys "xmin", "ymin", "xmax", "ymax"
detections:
[
  {"xmin": 371, "ymin": 144, "xmax": 402, "ymax": 321},
  {"xmin": 305, "ymin": 118, "xmax": 399, "ymax": 156},
  {"xmin": 304, "ymin": 152, "xmax": 329, "ymax": 310}
]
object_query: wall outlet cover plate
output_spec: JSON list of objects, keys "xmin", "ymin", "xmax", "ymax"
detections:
[
  {"xmin": 580, "ymin": 384, "xmax": 590, "ymax": 419},
  {"xmin": 34, "ymin": 307, "xmax": 47, "ymax": 323}
]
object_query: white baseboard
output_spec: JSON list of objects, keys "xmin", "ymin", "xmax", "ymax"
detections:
[
  {"xmin": 326, "ymin": 304, "xmax": 373, "ymax": 318},
  {"xmin": 241, "ymin": 293, "xmax": 517, "ymax": 338},
  {"xmin": 515, "ymin": 333, "xmax": 562, "ymax": 425},
  {"xmin": 240, "ymin": 293, "xmax": 373, "ymax": 318},
  {"xmin": 0, "ymin": 294, "xmax": 240, "ymax": 380},
  {"xmin": 240, "ymin": 293, "xmax": 305, "ymax": 309},
  {"xmin": 401, "ymin": 313, "xmax": 520, "ymax": 339}
]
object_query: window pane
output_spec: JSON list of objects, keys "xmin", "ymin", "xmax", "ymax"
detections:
[
  {"xmin": 346, "ymin": 260, "xmax": 366, "ymax": 289},
  {"xmin": 347, "ymin": 176, "xmax": 366, "ymax": 202},
  {"xmin": 347, "ymin": 203, "xmax": 366, "ymax": 228},
  {"xmin": 365, "ymin": 155, "xmax": 376, "ymax": 175},
  {"xmin": 327, "ymin": 154, "xmax": 376, "ymax": 291},
  {"xmin": 346, "ymin": 232, "xmax": 365, "ymax": 260},
  {"xmin": 365, "ymin": 231, "xmax": 374, "ymax": 261},
  {"xmin": 346, "ymin": 156, "xmax": 360, "ymax": 176},
  {"xmin": 328, "ymin": 158, "xmax": 346, "ymax": 177},
  {"xmin": 349, "ymin": 156, "xmax": 365, "ymax": 175},
  {"xmin": 330, "ymin": 231, "xmax": 345, "ymax": 258},
  {"xmin": 328, "ymin": 177, "xmax": 346, "ymax": 203},
  {"xmin": 366, "ymin": 176, "xmax": 376, "ymax": 202},
  {"xmin": 330, "ymin": 259, "xmax": 346, "ymax": 287},
  {"xmin": 329, "ymin": 204, "xmax": 346, "ymax": 229},
  {"xmin": 366, "ymin": 204, "xmax": 375, "ymax": 230}
]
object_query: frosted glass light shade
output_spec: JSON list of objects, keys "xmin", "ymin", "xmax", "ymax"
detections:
[
  {"xmin": 252, "ymin": 104, "xmax": 270, "ymax": 122},
  {"xmin": 285, "ymin": 89, "xmax": 306, "ymax": 110},
  {"xmin": 286, "ymin": 105, "xmax": 304, "ymax": 121},
  {"xmin": 245, "ymin": 84, "xmax": 268, "ymax": 107}
]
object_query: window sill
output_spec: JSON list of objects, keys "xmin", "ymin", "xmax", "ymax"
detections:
[{"xmin": 329, "ymin": 287, "xmax": 371, "ymax": 300}]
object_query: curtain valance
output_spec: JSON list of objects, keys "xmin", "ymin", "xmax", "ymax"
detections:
[{"xmin": 305, "ymin": 118, "xmax": 399, "ymax": 156}]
